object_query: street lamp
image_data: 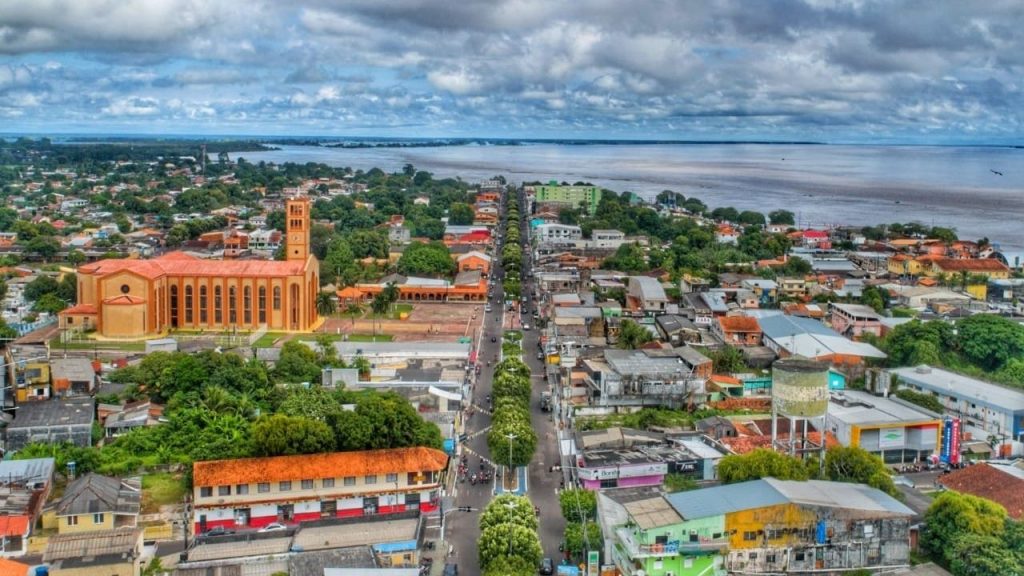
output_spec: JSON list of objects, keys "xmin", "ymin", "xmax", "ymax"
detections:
[
  {"xmin": 503, "ymin": 501, "xmax": 517, "ymax": 557},
  {"xmin": 505, "ymin": 432, "xmax": 517, "ymax": 491}
]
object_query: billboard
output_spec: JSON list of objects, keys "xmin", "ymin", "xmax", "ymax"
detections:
[
  {"xmin": 587, "ymin": 551, "xmax": 599, "ymax": 576},
  {"xmin": 941, "ymin": 418, "xmax": 962, "ymax": 465},
  {"xmin": 878, "ymin": 427, "xmax": 906, "ymax": 449}
]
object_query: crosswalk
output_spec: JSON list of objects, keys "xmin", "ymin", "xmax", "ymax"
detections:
[{"xmin": 459, "ymin": 443, "xmax": 498, "ymax": 468}]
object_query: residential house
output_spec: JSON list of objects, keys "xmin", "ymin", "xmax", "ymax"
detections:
[
  {"xmin": 47, "ymin": 473, "xmax": 141, "ymax": 534},
  {"xmin": 757, "ymin": 312, "xmax": 887, "ymax": 371},
  {"xmin": 248, "ymin": 229, "xmax": 281, "ymax": 252},
  {"xmin": 713, "ymin": 316, "xmax": 762, "ymax": 346},
  {"xmin": 387, "ymin": 224, "xmax": 410, "ymax": 245},
  {"xmin": 591, "ymin": 229, "xmax": 626, "ymax": 249},
  {"xmin": 829, "ymin": 303, "xmax": 883, "ymax": 339},
  {"xmin": 777, "ymin": 276, "xmax": 808, "ymax": 299},
  {"xmin": 741, "ymin": 278, "xmax": 778, "ymax": 306},
  {"xmin": 0, "ymin": 458, "xmax": 55, "ymax": 558},
  {"xmin": 455, "ymin": 251, "xmax": 491, "ymax": 275},
  {"xmin": 190, "ymin": 447, "xmax": 448, "ymax": 532},
  {"xmin": 627, "ymin": 276, "xmax": 669, "ymax": 314},
  {"xmin": 654, "ymin": 315, "xmax": 701, "ymax": 346},
  {"xmin": 102, "ymin": 401, "xmax": 164, "ymax": 438},
  {"xmin": 50, "ymin": 357, "xmax": 98, "ymax": 397},
  {"xmin": 715, "ymin": 224, "xmax": 739, "ymax": 244},
  {"xmin": 937, "ymin": 462, "xmax": 1024, "ymax": 519},
  {"xmin": 44, "ymin": 527, "xmax": 144, "ymax": 576}
]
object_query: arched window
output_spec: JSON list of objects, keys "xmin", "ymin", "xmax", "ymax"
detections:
[
  {"xmin": 169, "ymin": 284, "xmax": 179, "ymax": 327},
  {"xmin": 258, "ymin": 286, "xmax": 267, "ymax": 324},
  {"xmin": 184, "ymin": 285, "xmax": 194, "ymax": 324},
  {"xmin": 214, "ymin": 286, "xmax": 222, "ymax": 324},
  {"xmin": 273, "ymin": 286, "xmax": 281, "ymax": 310},
  {"xmin": 199, "ymin": 285, "xmax": 208, "ymax": 323},
  {"xmin": 228, "ymin": 286, "xmax": 237, "ymax": 324},
  {"xmin": 243, "ymin": 286, "xmax": 252, "ymax": 324},
  {"xmin": 290, "ymin": 284, "xmax": 300, "ymax": 327}
]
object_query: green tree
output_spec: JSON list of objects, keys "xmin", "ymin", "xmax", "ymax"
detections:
[
  {"xmin": 24, "ymin": 275, "xmax": 59, "ymax": 301},
  {"xmin": 860, "ymin": 285, "xmax": 887, "ymax": 314},
  {"xmin": 478, "ymin": 523, "xmax": 542, "ymax": 573},
  {"xmin": 769, "ymin": 210, "xmax": 796, "ymax": 225},
  {"xmin": 479, "ymin": 494, "xmax": 538, "ymax": 532},
  {"xmin": 396, "ymin": 241, "xmax": 454, "ymax": 276},
  {"xmin": 32, "ymin": 292, "xmax": 66, "ymax": 315},
  {"xmin": 709, "ymin": 345, "xmax": 746, "ymax": 373},
  {"xmin": 737, "ymin": 210, "xmax": 766, "ymax": 227},
  {"xmin": 822, "ymin": 446, "xmax": 898, "ymax": 497},
  {"xmin": 956, "ymin": 314, "xmax": 1024, "ymax": 371},
  {"xmin": 922, "ymin": 491, "xmax": 1008, "ymax": 569},
  {"xmin": 251, "ymin": 414, "xmax": 336, "ymax": 456},
  {"xmin": 481, "ymin": 555, "xmax": 536, "ymax": 576},
  {"xmin": 488, "ymin": 413, "xmax": 537, "ymax": 468},
  {"xmin": 564, "ymin": 521, "xmax": 602, "ymax": 560},
  {"xmin": 617, "ymin": 319, "xmax": 654, "ymax": 349},
  {"xmin": 880, "ymin": 320, "xmax": 954, "ymax": 367},
  {"xmin": 316, "ymin": 291, "xmax": 337, "ymax": 317},
  {"xmin": 492, "ymin": 372, "xmax": 531, "ymax": 407},
  {"xmin": 717, "ymin": 448, "xmax": 811, "ymax": 483},
  {"xmin": 559, "ymin": 489, "xmax": 597, "ymax": 524},
  {"xmin": 603, "ymin": 242, "xmax": 648, "ymax": 272},
  {"xmin": 448, "ymin": 202, "xmax": 475, "ymax": 225},
  {"xmin": 275, "ymin": 341, "xmax": 322, "ymax": 383},
  {"xmin": 25, "ymin": 235, "xmax": 60, "ymax": 261},
  {"xmin": 948, "ymin": 532, "xmax": 1024, "ymax": 576}
]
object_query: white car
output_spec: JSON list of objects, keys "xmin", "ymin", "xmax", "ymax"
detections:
[
  {"xmin": 522, "ymin": 324, "xmax": 531, "ymax": 331},
  {"xmin": 259, "ymin": 522, "xmax": 287, "ymax": 533}
]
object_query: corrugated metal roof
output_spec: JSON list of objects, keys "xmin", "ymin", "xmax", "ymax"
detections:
[
  {"xmin": 892, "ymin": 366, "xmax": 1024, "ymax": 412},
  {"xmin": 623, "ymin": 496, "xmax": 683, "ymax": 529},
  {"xmin": 666, "ymin": 480, "xmax": 788, "ymax": 519}
]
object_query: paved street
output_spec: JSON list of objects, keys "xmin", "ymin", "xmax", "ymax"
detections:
[{"xmin": 438, "ymin": 186, "xmax": 566, "ymax": 573}]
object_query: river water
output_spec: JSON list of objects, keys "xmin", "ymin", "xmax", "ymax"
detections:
[{"xmin": 231, "ymin": 143, "xmax": 1024, "ymax": 251}]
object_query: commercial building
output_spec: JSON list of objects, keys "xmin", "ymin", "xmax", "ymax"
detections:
[
  {"xmin": 533, "ymin": 223, "xmax": 583, "ymax": 243},
  {"xmin": 580, "ymin": 348, "xmax": 708, "ymax": 409},
  {"xmin": 5, "ymin": 397, "xmax": 94, "ymax": 451},
  {"xmin": 533, "ymin": 183, "xmax": 600, "ymax": 215},
  {"xmin": 190, "ymin": 448, "xmax": 449, "ymax": 533},
  {"xmin": 60, "ymin": 197, "xmax": 321, "ymax": 338},
  {"xmin": 889, "ymin": 365, "xmax": 1024, "ymax": 449},
  {"xmin": 826, "ymin": 390, "xmax": 943, "ymax": 464}
]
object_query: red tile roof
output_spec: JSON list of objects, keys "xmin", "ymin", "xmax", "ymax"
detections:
[
  {"xmin": 720, "ymin": 432, "xmax": 839, "ymax": 455},
  {"xmin": 718, "ymin": 316, "xmax": 762, "ymax": 332},
  {"xmin": 193, "ymin": 447, "xmax": 450, "ymax": 487},
  {"xmin": 61, "ymin": 303, "xmax": 98, "ymax": 315},
  {"xmin": 938, "ymin": 463, "xmax": 1024, "ymax": 519},
  {"xmin": 932, "ymin": 258, "xmax": 1009, "ymax": 273},
  {"xmin": 79, "ymin": 252, "xmax": 308, "ymax": 280},
  {"xmin": 0, "ymin": 516, "xmax": 29, "ymax": 537},
  {"xmin": 0, "ymin": 558, "xmax": 29, "ymax": 576}
]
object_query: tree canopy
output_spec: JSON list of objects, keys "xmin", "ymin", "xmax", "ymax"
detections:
[{"xmin": 396, "ymin": 241, "xmax": 454, "ymax": 277}]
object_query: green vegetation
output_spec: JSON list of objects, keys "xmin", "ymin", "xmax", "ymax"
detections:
[
  {"xmin": 617, "ymin": 318, "xmax": 654, "ymax": 349},
  {"xmin": 559, "ymin": 489, "xmax": 597, "ymax": 523},
  {"xmin": 895, "ymin": 389, "xmax": 944, "ymax": 413},
  {"xmin": 141, "ymin": 473, "xmax": 188, "ymax": 513},
  {"xmin": 576, "ymin": 406, "xmax": 766, "ymax": 432},
  {"xmin": 717, "ymin": 446, "xmax": 900, "ymax": 498},
  {"xmin": 396, "ymin": 241, "xmax": 455, "ymax": 276},
  {"xmin": 487, "ymin": 358, "xmax": 537, "ymax": 467},
  {"xmin": 921, "ymin": 491, "xmax": 1023, "ymax": 575},
  {"xmin": 478, "ymin": 495, "xmax": 542, "ymax": 576},
  {"xmin": 664, "ymin": 473, "xmax": 699, "ymax": 493}
]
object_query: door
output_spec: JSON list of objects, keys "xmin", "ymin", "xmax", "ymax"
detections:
[
  {"xmin": 363, "ymin": 496, "xmax": 378, "ymax": 515},
  {"xmin": 234, "ymin": 508, "xmax": 250, "ymax": 527},
  {"xmin": 278, "ymin": 504, "xmax": 294, "ymax": 521},
  {"xmin": 321, "ymin": 500, "xmax": 337, "ymax": 518}
]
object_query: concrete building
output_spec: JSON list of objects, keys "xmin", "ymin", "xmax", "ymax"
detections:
[
  {"xmin": 5, "ymin": 397, "xmax": 94, "ymax": 451},
  {"xmin": 43, "ymin": 527, "xmax": 144, "ymax": 576},
  {"xmin": 580, "ymin": 348, "xmax": 708, "ymax": 409},
  {"xmin": 889, "ymin": 365, "xmax": 1024, "ymax": 450},
  {"xmin": 533, "ymin": 183, "xmax": 600, "ymax": 215},
  {"xmin": 829, "ymin": 303, "xmax": 883, "ymax": 339},
  {"xmin": 627, "ymin": 276, "xmax": 669, "ymax": 313},
  {"xmin": 757, "ymin": 312, "xmax": 887, "ymax": 369},
  {"xmin": 591, "ymin": 229, "xmax": 626, "ymax": 249},
  {"xmin": 826, "ymin": 390, "xmax": 943, "ymax": 464},
  {"xmin": 533, "ymin": 223, "xmax": 583, "ymax": 243}
]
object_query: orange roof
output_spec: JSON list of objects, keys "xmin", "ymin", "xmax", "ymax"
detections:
[
  {"xmin": 61, "ymin": 303, "xmax": 98, "ymax": 315},
  {"xmin": 710, "ymin": 374, "xmax": 742, "ymax": 386},
  {"xmin": 0, "ymin": 558, "xmax": 29, "ymax": 576},
  {"xmin": 80, "ymin": 252, "xmax": 308, "ymax": 280},
  {"xmin": 193, "ymin": 447, "xmax": 450, "ymax": 487},
  {"xmin": 0, "ymin": 516, "xmax": 29, "ymax": 537},
  {"xmin": 103, "ymin": 294, "xmax": 146, "ymax": 306},
  {"xmin": 932, "ymin": 258, "xmax": 1008, "ymax": 272},
  {"xmin": 938, "ymin": 463, "xmax": 1024, "ymax": 519},
  {"xmin": 721, "ymin": 432, "xmax": 839, "ymax": 455},
  {"xmin": 336, "ymin": 286, "xmax": 365, "ymax": 298},
  {"xmin": 718, "ymin": 316, "xmax": 761, "ymax": 332},
  {"xmin": 916, "ymin": 277, "xmax": 939, "ymax": 287}
]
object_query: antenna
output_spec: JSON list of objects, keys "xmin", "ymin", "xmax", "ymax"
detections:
[{"xmin": 201, "ymin": 144, "xmax": 207, "ymax": 176}]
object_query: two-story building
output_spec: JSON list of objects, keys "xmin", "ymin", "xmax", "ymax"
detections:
[
  {"xmin": 591, "ymin": 229, "xmax": 626, "ymax": 249},
  {"xmin": 713, "ymin": 316, "xmax": 762, "ymax": 346},
  {"xmin": 580, "ymin": 348, "xmax": 708, "ymax": 409},
  {"xmin": 534, "ymin": 223, "xmax": 583, "ymax": 244},
  {"xmin": 627, "ymin": 276, "xmax": 669, "ymax": 314},
  {"xmin": 45, "ymin": 473, "xmax": 141, "ymax": 534},
  {"xmin": 829, "ymin": 303, "xmax": 883, "ymax": 339},
  {"xmin": 190, "ymin": 447, "xmax": 449, "ymax": 533}
]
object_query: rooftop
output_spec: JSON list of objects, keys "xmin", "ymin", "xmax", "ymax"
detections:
[
  {"xmin": 56, "ymin": 473, "xmax": 141, "ymax": 517},
  {"xmin": 718, "ymin": 316, "xmax": 761, "ymax": 332},
  {"xmin": 8, "ymin": 397, "xmax": 94, "ymax": 429},
  {"xmin": 193, "ymin": 447, "xmax": 449, "ymax": 487},
  {"xmin": 79, "ymin": 251, "xmax": 307, "ymax": 279},
  {"xmin": 831, "ymin": 303, "xmax": 883, "ymax": 320},
  {"xmin": 44, "ymin": 527, "xmax": 142, "ymax": 562},
  {"xmin": 891, "ymin": 366, "xmax": 1024, "ymax": 412},
  {"xmin": 0, "ymin": 458, "xmax": 55, "ymax": 488},
  {"xmin": 623, "ymin": 496, "xmax": 683, "ymax": 530},
  {"xmin": 50, "ymin": 357, "xmax": 96, "ymax": 383},
  {"xmin": 937, "ymin": 462, "xmax": 1024, "ymax": 519},
  {"xmin": 828, "ymin": 390, "xmax": 940, "ymax": 426},
  {"xmin": 292, "ymin": 518, "xmax": 418, "ymax": 551}
]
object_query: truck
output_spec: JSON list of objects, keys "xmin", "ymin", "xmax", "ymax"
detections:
[{"xmin": 541, "ymin": 391, "xmax": 552, "ymax": 412}]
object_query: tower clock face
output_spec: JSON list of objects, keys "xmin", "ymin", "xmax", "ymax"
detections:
[{"xmin": 291, "ymin": 234, "xmax": 301, "ymax": 242}]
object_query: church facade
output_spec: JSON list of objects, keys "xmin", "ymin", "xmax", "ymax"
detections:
[{"xmin": 60, "ymin": 197, "xmax": 320, "ymax": 339}]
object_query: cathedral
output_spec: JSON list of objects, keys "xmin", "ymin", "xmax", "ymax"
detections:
[{"xmin": 60, "ymin": 197, "xmax": 321, "ymax": 338}]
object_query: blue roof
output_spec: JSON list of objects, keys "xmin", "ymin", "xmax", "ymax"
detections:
[
  {"xmin": 757, "ymin": 314, "xmax": 834, "ymax": 339},
  {"xmin": 666, "ymin": 480, "xmax": 787, "ymax": 519}
]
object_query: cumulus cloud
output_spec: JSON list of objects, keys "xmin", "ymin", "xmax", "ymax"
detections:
[{"xmin": 0, "ymin": 0, "xmax": 1021, "ymax": 139}]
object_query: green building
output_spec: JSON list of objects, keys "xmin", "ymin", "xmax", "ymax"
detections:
[
  {"xmin": 534, "ymin": 181, "xmax": 600, "ymax": 215},
  {"xmin": 600, "ymin": 489, "xmax": 727, "ymax": 576}
]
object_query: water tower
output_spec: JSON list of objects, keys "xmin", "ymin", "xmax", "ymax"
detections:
[{"xmin": 771, "ymin": 356, "xmax": 830, "ymax": 459}]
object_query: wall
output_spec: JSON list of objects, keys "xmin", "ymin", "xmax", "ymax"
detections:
[
  {"xmin": 58, "ymin": 512, "xmax": 115, "ymax": 534},
  {"xmin": 726, "ymin": 503, "xmax": 816, "ymax": 550}
]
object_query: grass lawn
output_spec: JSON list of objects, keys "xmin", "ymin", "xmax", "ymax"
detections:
[
  {"xmin": 60, "ymin": 340, "xmax": 146, "ymax": 352},
  {"xmin": 367, "ymin": 303, "xmax": 414, "ymax": 320},
  {"xmin": 141, "ymin": 473, "xmax": 187, "ymax": 514},
  {"xmin": 253, "ymin": 332, "xmax": 287, "ymax": 347},
  {"xmin": 297, "ymin": 333, "xmax": 393, "ymax": 343}
]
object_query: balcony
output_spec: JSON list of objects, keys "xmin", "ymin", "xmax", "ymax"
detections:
[{"xmin": 615, "ymin": 527, "xmax": 728, "ymax": 559}]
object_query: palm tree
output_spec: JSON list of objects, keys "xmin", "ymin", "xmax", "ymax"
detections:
[
  {"xmin": 382, "ymin": 282, "xmax": 400, "ymax": 313},
  {"xmin": 316, "ymin": 291, "xmax": 338, "ymax": 318}
]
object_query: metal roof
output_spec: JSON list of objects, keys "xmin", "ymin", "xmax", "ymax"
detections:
[
  {"xmin": 629, "ymin": 276, "xmax": 668, "ymax": 301},
  {"xmin": 828, "ymin": 390, "xmax": 939, "ymax": 426},
  {"xmin": 891, "ymin": 366, "xmax": 1024, "ymax": 412},
  {"xmin": 666, "ymin": 480, "xmax": 788, "ymax": 519},
  {"xmin": 623, "ymin": 496, "xmax": 683, "ymax": 530},
  {"xmin": 759, "ymin": 314, "xmax": 886, "ymax": 358}
]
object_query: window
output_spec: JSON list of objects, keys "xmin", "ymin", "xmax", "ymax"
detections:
[
  {"xmin": 229, "ymin": 286, "xmax": 237, "ymax": 323},
  {"xmin": 344, "ymin": 477, "xmax": 356, "ymax": 486},
  {"xmin": 273, "ymin": 286, "xmax": 281, "ymax": 310},
  {"xmin": 795, "ymin": 552, "xmax": 806, "ymax": 562},
  {"xmin": 766, "ymin": 529, "xmax": 781, "ymax": 540},
  {"xmin": 301, "ymin": 479, "xmax": 313, "ymax": 490},
  {"xmin": 236, "ymin": 484, "xmax": 249, "ymax": 495},
  {"xmin": 200, "ymin": 487, "xmax": 213, "ymax": 498},
  {"xmin": 214, "ymin": 286, "xmax": 223, "ymax": 323},
  {"xmin": 93, "ymin": 513, "xmax": 105, "ymax": 524},
  {"xmin": 743, "ymin": 531, "xmax": 758, "ymax": 541},
  {"xmin": 258, "ymin": 482, "xmax": 270, "ymax": 493},
  {"xmin": 244, "ymin": 286, "xmax": 252, "ymax": 324},
  {"xmin": 170, "ymin": 284, "xmax": 179, "ymax": 327},
  {"xmin": 67, "ymin": 515, "xmax": 78, "ymax": 526},
  {"xmin": 258, "ymin": 286, "xmax": 267, "ymax": 323},
  {"xmin": 767, "ymin": 553, "xmax": 777, "ymax": 564},
  {"xmin": 600, "ymin": 478, "xmax": 617, "ymax": 488},
  {"xmin": 184, "ymin": 285, "xmax": 193, "ymax": 323},
  {"xmin": 365, "ymin": 475, "xmax": 377, "ymax": 485},
  {"xmin": 199, "ymin": 285, "xmax": 208, "ymax": 323},
  {"xmin": 218, "ymin": 486, "xmax": 231, "ymax": 496},
  {"xmin": 655, "ymin": 534, "xmax": 668, "ymax": 545},
  {"xmin": 386, "ymin": 473, "xmax": 398, "ymax": 483},
  {"xmin": 279, "ymin": 481, "xmax": 291, "ymax": 491}
]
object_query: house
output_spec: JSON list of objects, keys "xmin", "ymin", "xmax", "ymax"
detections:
[
  {"xmin": 455, "ymin": 251, "xmax": 491, "ymax": 274},
  {"xmin": 777, "ymin": 276, "xmax": 808, "ymax": 299},
  {"xmin": 829, "ymin": 303, "xmax": 883, "ymax": 339},
  {"xmin": 43, "ymin": 527, "xmax": 144, "ymax": 576},
  {"xmin": 713, "ymin": 316, "xmax": 762, "ymax": 346},
  {"xmin": 533, "ymin": 223, "xmax": 582, "ymax": 243},
  {"xmin": 826, "ymin": 390, "xmax": 943, "ymax": 464},
  {"xmin": 191, "ymin": 447, "xmax": 448, "ymax": 532},
  {"xmin": 47, "ymin": 473, "xmax": 141, "ymax": 534},
  {"xmin": 715, "ymin": 224, "xmax": 739, "ymax": 244},
  {"xmin": 654, "ymin": 315, "xmax": 701, "ymax": 346},
  {"xmin": 888, "ymin": 366, "xmax": 1024, "ymax": 455},
  {"xmin": 757, "ymin": 312, "xmax": 886, "ymax": 370},
  {"xmin": 741, "ymin": 278, "xmax": 778, "ymax": 305},
  {"xmin": 50, "ymin": 357, "xmax": 98, "ymax": 397},
  {"xmin": 0, "ymin": 458, "xmax": 55, "ymax": 558},
  {"xmin": 387, "ymin": 225, "xmax": 410, "ymax": 245},
  {"xmin": 937, "ymin": 462, "xmax": 1024, "ymax": 519},
  {"xmin": 591, "ymin": 229, "xmax": 626, "ymax": 249},
  {"xmin": 247, "ymin": 229, "xmax": 281, "ymax": 252},
  {"xmin": 5, "ymin": 397, "xmax": 95, "ymax": 451},
  {"xmin": 627, "ymin": 276, "xmax": 669, "ymax": 313},
  {"xmin": 103, "ymin": 401, "xmax": 164, "ymax": 438}
]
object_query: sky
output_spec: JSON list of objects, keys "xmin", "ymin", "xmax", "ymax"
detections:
[{"xmin": 0, "ymin": 0, "xmax": 1022, "ymax": 143}]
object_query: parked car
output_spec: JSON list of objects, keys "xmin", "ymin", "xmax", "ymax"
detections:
[
  {"xmin": 522, "ymin": 324, "xmax": 531, "ymax": 330},
  {"xmin": 892, "ymin": 475, "xmax": 915, "ymax": 488},
  {"xmin": 201, "ymin": 526, "xmax": 235, "ymax": 538},
  {"xmin": 259, "ymin": 522, "xmax": 287, "ymax": 533},
  {"xmin": 443, "ymin": 564, "xmax": 459, "ymax": 576},
  {"xmin": 540, "ymin": 557, "xmax": 554, "ymax": 575}
]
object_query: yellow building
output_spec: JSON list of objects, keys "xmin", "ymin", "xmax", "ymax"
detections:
[
  {"xmin": 60, "ymin": 197, "xmax": 321, "ymax": 338},
  {"xmin": 43, "ymin": 528, "xmax": 143, "ymax": 576},
  {"xmin": 44, "ymin": 474, "xmax": 140, "ymax": 535}
]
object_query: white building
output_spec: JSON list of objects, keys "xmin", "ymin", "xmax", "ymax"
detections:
[
  {"xmin": 591, "ymin": 229, "xmax": 626, "ymax": 249},
  {"xmin": 534, "ymin": 223, "xmax": 582, "ymax": 243}
]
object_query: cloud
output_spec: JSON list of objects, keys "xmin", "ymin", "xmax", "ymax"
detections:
[{"xmin": 0, "ymin": 1, "xmax": 1020, "ymax": 140}]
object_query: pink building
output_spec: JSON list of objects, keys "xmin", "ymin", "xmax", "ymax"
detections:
[{"xmin": 830, "ymin": 303, "xmax": 883, "ymax": 339}]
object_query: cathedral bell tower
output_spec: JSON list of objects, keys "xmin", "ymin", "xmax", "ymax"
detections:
[{"xmin": 285, "ymin": 196, "xmax": 311, "ymax": 262}]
